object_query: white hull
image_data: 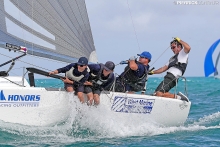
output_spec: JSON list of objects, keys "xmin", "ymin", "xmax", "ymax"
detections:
[
  {"xmin": 0, "ymin": 77, "xmax": 191, "ymax": 126},
  {"xmin": 100, "ymin": 92, "xmax": 191, "ymax": 126},
  {"xmin": 0, "ymin": 87, "xmax": 71, "ymax": 126}
]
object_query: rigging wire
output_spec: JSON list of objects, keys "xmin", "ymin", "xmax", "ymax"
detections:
[
  {"xmin": 126, "ymin": 0, "xmax": 141, "ymax": 53},
  {"xmin": 126, "ymin": 1, "xmax": 171, "ymax": 68},
  {"xmin": 113, "ymin": 0, "xmax": 143, "ymax": 84},
  {"xmin": 0, "ymin": 52, "xmax": 65, "ymax": 76},
  {"xmin": 150, "ymin": 45, "xmax": 170, "ymax": 67},
  {"xmin": 118, "ymin": 2, "xmax": 185, "ymax": 95}
]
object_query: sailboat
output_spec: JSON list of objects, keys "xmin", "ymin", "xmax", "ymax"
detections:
[
  {"xmin": 0, "ymin": 0, "xmax": 191, "ymax": 127},
  {"xmin": 204, "ymin": 39, "xmax": 220, "ymax": 78}
]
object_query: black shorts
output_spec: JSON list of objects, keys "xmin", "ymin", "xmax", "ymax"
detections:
[
  {"xmin": 64, "ymin": 83, "xmax": 84, "ymax": 93},
  {"xmin": 124, "ymin": 83, "xmax": 138, "ymax": 92},
  {"xmin": 84, "ymin": 86, "xmax": 101, "ymax": 95},
  {"xmin": 155, "ymin": 72, "xmax": 177, "ymax": 93}
]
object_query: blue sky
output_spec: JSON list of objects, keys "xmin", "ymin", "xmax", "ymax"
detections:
[{"xmin": 85, "ymin": 0, "xmax": 220, "ymax": 77}]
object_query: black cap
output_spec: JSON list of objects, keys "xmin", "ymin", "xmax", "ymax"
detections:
[
  {"xmin": 103, "ymin": 61, "xmax": 115, "ymax": 71},
  {"xmin": 77, "ymin": 57, "xmax": 88, "ymax": 65}
]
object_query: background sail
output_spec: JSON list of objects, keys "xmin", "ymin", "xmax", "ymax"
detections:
[
  {"xmin": 214, "ymin": 51, "xmax": 220, "ymax": 76},
  {"xmin": 204, "ymin": 39, "xmax": 220, "ymax": 77},
  {"xmin": 0, "ymin": 0, "xmax": 97, "ymax": 63}
]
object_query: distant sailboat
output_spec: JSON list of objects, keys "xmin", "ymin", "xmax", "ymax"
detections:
[{"xmin": 204, "ymin": 39, "xmax": 220, "ymax": 78}]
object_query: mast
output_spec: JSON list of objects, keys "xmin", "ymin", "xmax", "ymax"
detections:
[{"xmin": 214, "ymin": 51, "xmax": 220, "ymax": 76}]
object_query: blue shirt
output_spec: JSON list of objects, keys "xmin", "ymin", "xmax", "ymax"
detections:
[
  {"xmin": 132, "ymin": 63, "xmax": 146, "ymax": 77},
  {"xmin": 122, "ymin": 63, "xmax": 146, "ymax": 79}
]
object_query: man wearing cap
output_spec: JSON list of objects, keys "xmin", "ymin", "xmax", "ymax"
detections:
[
  {"xmin": 49, "ymin": 57, "xmax": 90, "ymax": 103},
  {"xmin": 84, "ymin": 61, "xmax": 115, "ymax": 105},
  {"xmin": 117, "ymin": 51, "xmax": 151, "ymax": 93},
  {"xmin": 148, "ymin": 37, "xmax": 190, "ymax": 101}
]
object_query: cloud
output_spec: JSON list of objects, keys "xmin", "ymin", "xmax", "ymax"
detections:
[
  {"xmin": 102, "ymin": 12, "xmax": 152, "ymax": 33},
  {"xmin": 85, "ymin": 0, "xmax": 220, "ymax": 76}
]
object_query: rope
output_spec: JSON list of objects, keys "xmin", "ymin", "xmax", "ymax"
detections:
[
  {"xmin": 150, "ymin": 45, "xmax": 170, "ymax": 67},
  {"xmin": 99, "ymin": 73, "xmax": 119, "ymax": 103},
  {"xmin": 2, "ymin": 77, "xmax": 25, "ymax": 87},
  {"xmin": 159, "ymin": 76, "xmax": 178, "ymax": 95},
  {"xmin": 0, "ymin": 51, "xmax": 66, "ymax": 76}
]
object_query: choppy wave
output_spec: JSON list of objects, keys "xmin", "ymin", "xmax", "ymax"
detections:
[{"xmin": 1, "ymin": 77, "xmax": 220, "ymax": 146}]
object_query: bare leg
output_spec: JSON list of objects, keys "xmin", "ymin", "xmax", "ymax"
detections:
[
  {"xmin": 163, "ymin": 92, "xmax": 175, "ymax": 98},
  {"xmin": 86, "ymin": 92, "xmax": 94, "ymax": 105},
  {"xmin": 93, "ymin": 94, "xmax": 100, "ymax": 105},
  {"xmin": 155, "ymin": 91, "xmax": 175, "ymax": 99},
  {"xmin": 77, "ymin": 92, "xmax": 85, "ymax": 103},
  {"xmin": 66, "ymin": 86, "xmax": 74, "ymax": 92},
  {"xmin": 155, "ymin": 91, "xmax": 163, "ymax": 97}
]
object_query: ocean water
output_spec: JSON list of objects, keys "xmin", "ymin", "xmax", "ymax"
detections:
[{"xmin": 0, "ymin": 77, "xmax": 220, "ymax": 146}]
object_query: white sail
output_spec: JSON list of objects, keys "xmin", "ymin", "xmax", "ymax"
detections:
[{"xmin": 0, "ymin": 0, "xmax": 98, "ymax": 63}]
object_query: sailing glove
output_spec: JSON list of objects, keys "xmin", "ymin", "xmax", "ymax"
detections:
[
  {"xmin": 129, "ymin": 56, "xmax": 136, "ymax": 60},
  {"xmin": 120, "ymin": 61, "xmax": 128, "ymax": 64},
  {"xmin": 148, "ymin": 71, "xmax": 154, "ymax": 75}
]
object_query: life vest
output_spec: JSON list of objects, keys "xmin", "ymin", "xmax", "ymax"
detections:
[
  {"xmin": 167, "ymin": 53, "xmax": 188, "ymax": 75},
  {"xmin": 89, "ymin": 64, "xmax": 113, "ymax": 88},
  {"xmin": 122, "ymin": 62, "xmax": 149, "ymax": 91},
  {"xmin": 93, "ymin": 73, "xmax": 113, "ymax": 87},
  {"xmin": 66, "ymin": 64, "xmax": 90, "ymax": 81},
  {"xmin": 88, "ymin": 64, "xmax": 104, "ymax": 81}
]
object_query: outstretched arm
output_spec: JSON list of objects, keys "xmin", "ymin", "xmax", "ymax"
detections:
[{"xmin": 153, "ymin": 65, "xmax": 168, "ymax": 74}]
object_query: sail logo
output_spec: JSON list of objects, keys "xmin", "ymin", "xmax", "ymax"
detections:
[
  {"xmin": 111, "ymin": 96, "xmax": 155, "ymax": 114},
  {"xmin": 0, "ymin": 90, "xmax": 40, "ymax": 107},
  {"xmin": 0, "ymin": 90, "xmax": 6, "ymax": 101}
]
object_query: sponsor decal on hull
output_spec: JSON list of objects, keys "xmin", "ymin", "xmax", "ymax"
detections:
[
  {"xmin": 0, "ymin": 90, "xmax": 40, "ymax": 107},
  {"xmin": 111, "ymin": 96, "xmax": 155, "ymax": 114}
]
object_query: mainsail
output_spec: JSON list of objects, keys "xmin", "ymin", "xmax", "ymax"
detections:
[
  {"xmin": 204, "ymin": 39, "xmax": 220, "ymax": 77},
  {"xmin": 0, "ymin": 0, "xmax": 97, "ymax": 63}
]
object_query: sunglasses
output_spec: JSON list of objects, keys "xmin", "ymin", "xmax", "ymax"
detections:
[
  {"xmin": 140, "ymin": 56, "xmax": 148, "ymax": 59},
  {"xmin": 78, "ymin": 64, "xmax": 86, "ymax": 67},
  {"xmin": 171, "ymin": 46, "xmax": 176, "ymax": 49}
]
